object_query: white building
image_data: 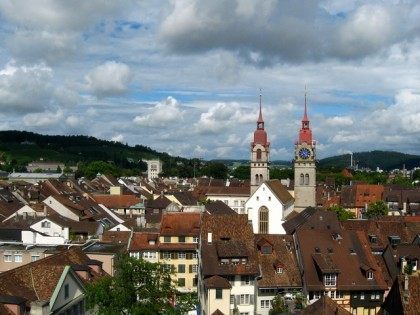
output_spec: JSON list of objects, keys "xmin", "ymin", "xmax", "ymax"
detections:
[
  {"xmin": 145, "ymin": 159, "xmax": 163, "ymax": 180},
  {"xmin": 205, "ymin": 185, "xmax": 250, "ymax": 214},
  {"xmin": 245, "ymin": 179, "xmax": 294, "ymax": 235}
]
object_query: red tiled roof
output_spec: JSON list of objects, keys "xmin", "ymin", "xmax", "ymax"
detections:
[
  {"xmin": 93, "ymin": 194, "xmax": 141, "ymax": 209},
  {"xmin": 129, "ymin": 232, "xmax": 159, "ymax": 251},
  {"xmin": 0, "ymin": 247, "xmax": 107, "ymax": 302},
  {"xmin": 160, "ymin": 212, "xmax": 201, "ymax": 236}
]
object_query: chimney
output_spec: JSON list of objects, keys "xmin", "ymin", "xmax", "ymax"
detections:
[
  {"xmin": 208, "ymin": 232, "xmax": 212, "ymax": 244},
  {"xmin": 404, "ymin": 274, "xmax": 409, "ymax": 291}
]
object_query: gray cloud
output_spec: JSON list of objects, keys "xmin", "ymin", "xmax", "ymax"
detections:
[{"xmin": 160, "ymin": 1, "xmax": 420, "ymax": 65}]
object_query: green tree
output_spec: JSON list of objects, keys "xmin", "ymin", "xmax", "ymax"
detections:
[
  {"xmin": 366, "ymin": 200, "xmax": 388, "ymax": 218},
  {"xmin": 78, "ymin": 161, "xmax": 121, "ymax": 179},
  {"xmin": 86, "ymin": 255, "xmax": 197, "ymax": 315},
  {"xmin": 270, "ymin": 295, "xmax": 288, "ymax": 315},
  {"xmin": 230, "ymin": 165, "xmax": 250, "ymax": 180},
  {"xmin": 270, "ymin": 167, "xmax": 294, "ymax": 180},
  {"xmin": 294, "ymin": 292, "xmax": 306, "ymax": 310},
  {"xmin": 329, "ymin": 205, "xmax": 355, "ymax": 221},
  {"xmin": 200, "ymin": 162, "xmax": 229, "ymax": 179},
  {"xmin": 390, "ymin": 174, "xmax": 412, "ymax": 187}
]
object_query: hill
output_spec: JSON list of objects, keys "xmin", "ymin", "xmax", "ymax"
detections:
[
  {"xmin": 318, "ymin": 151, "xmax": 420, "ymax": 171},
  {"xmin": 0, "ymin": 130, "xmax": 187, "ymax": 174}
]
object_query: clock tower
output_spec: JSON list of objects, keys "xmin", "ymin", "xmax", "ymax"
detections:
[
  {"xmin": 294, "ymin": 92, "xmax": 316, "ymax": 211},
  {"xmin": 250, "ymin": 93, "xmax": 270, "ymax": 195}
]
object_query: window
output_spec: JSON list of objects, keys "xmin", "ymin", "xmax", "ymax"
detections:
[
  {"xmin": 178, "ymin": 252, "xmax": 186, "ymax": 259},
  {"xmin": 367, "ymin": 271, "xmax": 373, "ymax": 280},
  {"xmin": 41, "ymin": 221, "xmax": 51, "ymax": 228},
  {"xmin": 163, "ymin": 252, "xmax": 171, "ymax": 259},
  {"xmin": 177, "ymin": 278, "xmax": 185, "ymax": 287},
  {"xmin": 371, "ymin": 291, "xmax": 380, "ymax": 300},
  {"xmin": 14, "ymin": 254, "xmax": 22, "ymax": 263},
  {"xmin": 268, "ymin": 196, "xmax": 271, "ymax": 201},
  {"xmin": 178, "ymin": 236, "xmax": 185, "ymax": 243},
  {"xmin": 300, "ymin": 174, "xmax": 304, "ymax": 185},
  {"xmin": 193, "ymin": 277, "xmax": 198, "ymax": 287},
  {"xmin": 238, "ymin": 294, "xmax": 254, "ymax": 305},
  {"xmin": 256, "ymin": 149, "xmax": 262, "ymax": 160},
  {"xmin": 261, "ymin": 299, "xmax": 270, "ymax": 309},
  {"xmin": 192, "ymin": 236, "xmax": 199, "ymax": 243},
  {"xmin": 216, "ymin": 288, "xmax": 223, "ymax": 299},
  {"xmin": 305, "ymin": 174, "xmax": 309, "ymax": 185},
  {"xmin": 164, "ymin": 236, "xmax": 171, "ymax": 243},
  {"xmin": 192, "ymin": 252, "xmax": 198, "ymax": 259},
  {"xmin": 230, "ymin": 295, "xmax": 235, "ymax": 305},
  {"xmin": 64, "ymin": 284, "xmax": 69, "ymax": 299},
  {"xmin": 224, "ymin": 200, "xmax": 229, "ymax": 205},
  {"xmin": 259, "ymin": 206, "xmax": 269, "ymax": 234},
  {"xmin": 261, "ymin": 245, "xmax": 272, "ymax": 254},
  {"xmin": 241, "ymin": 276, "xmax": 251, "ymax": 285},
  {"xmin": 31, "ymin": 255, "xmax": 40, "ymax": 262},
  {"xmin": 324, "ymin": 274, "xmax": 337, "ymax": 286},
  {"xmin": 234, "ymin": 200, "xmax": 239, "ymax": 206},
  {"xmin": 143, "ymin": 251, "xmax": 156, "ymax": 259},
  {"xmin": 191, "ymin": 264, "xmax": 198, "ymax": 273},
  {"xmin": 256, "ymin": 196, "xmax": 259, "ymax": 201},
  {"xmin": 276, "ymin": 267, "xmax": 283, "ymax": 274},
  {"xmin": 3, "ymin": 253, "xmax": 12, "ymax": 262},
  {"xmin": 336, "ymin": 291, "xmax": 344, "ymax": 299},
  {"xmin": 360, "ymin": 292, "xmax": 365, "ymax": 300},
  {"xmin": 178, "ymin": 264, "xmax": 185, "ymax": 273}
]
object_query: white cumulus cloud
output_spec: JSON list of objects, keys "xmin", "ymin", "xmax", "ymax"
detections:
[
  {"xmin": 86, "ymin": 61, "xmax": 133, "ymax": 98},
  {"xmin": 133, "ymin": 96, "xmax": 184, "ymax": 127}
]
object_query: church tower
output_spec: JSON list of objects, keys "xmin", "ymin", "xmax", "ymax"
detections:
[
  {"xmin": 250, "ymin": 93, "xmax": 270, "ymax": 195},
  {"xmin": 294, "ymin": 91, "xmax": 316, "ymax": 211}
]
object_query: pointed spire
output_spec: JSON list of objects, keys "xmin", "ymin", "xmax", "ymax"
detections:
[
  {"xmin": 303, "ymin": 85, "xmax": 309, "ymax": 122},
  {"xmin": 258, "ymin": 88, "xmax": 263, "ymax": 123}
]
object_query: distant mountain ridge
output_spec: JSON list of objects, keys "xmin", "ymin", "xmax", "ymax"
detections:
[
  {"xmin": 318, "ymin": 151, "xmax": 420, "ymax": 171},
  {"xmin": 0, "ymin": 131, "xmax": 418, "ymax": 172}
]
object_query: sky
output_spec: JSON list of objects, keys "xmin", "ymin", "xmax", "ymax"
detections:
[{"xmin": 0, "ymin": 0, "xmax": 419, "ymax": 161}]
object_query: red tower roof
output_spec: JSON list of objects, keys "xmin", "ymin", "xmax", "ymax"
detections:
[
  {"xmin": 298, "ymin": 92, "xmax": 313, "ymax": 144},
  {"xmin": 252, "ymin": 93, "xmax": 269, "ymax": 147}
]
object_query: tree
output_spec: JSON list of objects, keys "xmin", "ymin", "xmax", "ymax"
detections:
[
  {"xmin": 200, "ymin": 162, "xmax": 229, "ymax": 179},
  {"xmin": 270, "ymin": 295, "xmax": 288, "ymax": 315},
  {"xmin": 366, "ymin": 200, "xmax": 388, "ymax": 218},
  {"xmin": 78, "ymin": 160, "xmax": 121, "ymax": 179},
  {"xmin": 230, "ymin": 165, "xmax": 250, "ymax": 180},
  {"xmin": 86, "ymin": 255, "xmax": 197, "ymax": 315},
  {"xmin": 329, "ymin": 205, "xmax": 355, "ymax": 221}
]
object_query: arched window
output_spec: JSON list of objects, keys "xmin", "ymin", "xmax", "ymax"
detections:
[
  {"xmin": 300, "ymin": 174, "xmax": 304, "ymax": 185},
  {"xmin": 305, "ymin": 174, "xmax": 309, "ymax": 185},
  {"xmin": 256, "ymin": 149, "xmax": 262, "ymax": 160},
  {"xmin": 259, "ymin": 174, "xmax": 264, "ymax": 183},
  {"xmin": 255, "ymin": 174, "xmax": 259, "ymax": 184},
  {"xmin": 259, "ymin": 206, "xmax": 269, "ymax": 234}
]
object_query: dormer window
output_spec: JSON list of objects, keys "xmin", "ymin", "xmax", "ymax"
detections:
[
  {"xmin": 276, "ymin": 267, "xmax": 283, "ymax": 274},
  {"xmin": 369, "ymin": 235, "xmax": 377, "ymax": 244},
  {"xmin": 324, "ymin": 274, "xmax": 337, "ymax": 286},
  {"xmin": 41, "ymin": 221, "xmax": 51, "ymax": 228},
  {"xmin": 367, "ymin": 271, "xmax": 373, "ymax": 280},
  {"xmin": 261, "ymin": 245, "xmax": 272, "ymax": 255},
  {"xmin": 389, "ymin": 236, "xmax": 401, "ymax": 246}
]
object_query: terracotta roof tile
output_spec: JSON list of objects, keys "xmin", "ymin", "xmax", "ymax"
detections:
[
  {"xmin": 93, "ymin": 194, "xmax": 142, "ymax": 209},
  {"xmin": 160, "ymin": 212, "xmax": 201, "ymax": 236}
]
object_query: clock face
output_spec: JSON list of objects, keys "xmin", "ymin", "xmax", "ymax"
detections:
[{"xmin": 298, "ymin": 147, "xmax": 311, "ymax": 159}]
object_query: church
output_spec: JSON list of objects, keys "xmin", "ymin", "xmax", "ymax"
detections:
[{"xmin": 246, "ymin": 91, "xmax": 316, "ymax": 234}]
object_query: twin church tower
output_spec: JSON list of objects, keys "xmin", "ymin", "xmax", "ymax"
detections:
[{"xmin": 250, "ymin": 92, "xmax": 316, "ymax": 212}]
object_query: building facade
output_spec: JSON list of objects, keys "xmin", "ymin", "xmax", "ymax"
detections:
[
  {"xmin": 294, "ymin": 93, "xmax": 316, "ymax": 212},
  {"xmin": 146, "ymin": 159, "xmax": 163, "ymax": 180}
]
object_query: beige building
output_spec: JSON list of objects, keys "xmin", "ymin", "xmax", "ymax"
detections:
[
  {"xmin": 159, "ymin": 212, "xmax": 200, "ymax": 292},
  {"xmin": 0, "ymin": 244, "xmax": 50, "ymax": 273}
]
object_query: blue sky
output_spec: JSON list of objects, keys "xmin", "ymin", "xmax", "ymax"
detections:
[{"xmin": 0, "ymin": 0, "xmax": 419, "ymax": 160}]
